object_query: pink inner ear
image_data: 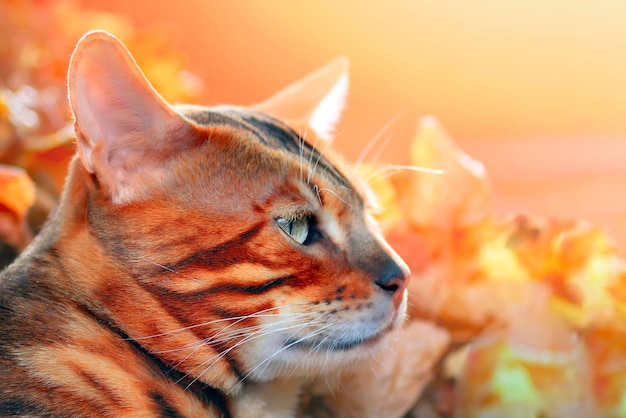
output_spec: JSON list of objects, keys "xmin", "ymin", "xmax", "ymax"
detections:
[{"xmin": 67, "ymin": 31, "xmax": 192, "ymax": 203}]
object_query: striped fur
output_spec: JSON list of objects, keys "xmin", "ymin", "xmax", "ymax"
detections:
[{"xmin": 0, "ymin": 31, "xmax": 410, "ymax": 417}]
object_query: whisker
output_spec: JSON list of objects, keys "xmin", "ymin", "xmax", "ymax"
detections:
[
  {"xmin": 282, "ymin": 310, "xmax": 337, "ymax": 380},
  {"xmin": 298, "ymin": 127, "xmax": 305, "ymax": 182},
  {"xmin": 209, "ymin": 311, "xmax": 318, "ymax": 344},
  {"xmin": 135, "ymin": 256, "xmax": 179, "ymax": 274},
  {"xmin": 352, "ymin": 111, "xmax": 406, "ymax": 176},
  {"xmin": 308, "ymin": 127, "xmax": 348, "ymax": 184},
  {"xmin": 172, "ymin": 304, "xmax": 319, "ymax": 373},
  {"xmin": 306, "ymin": 128, "xmax": 320, "ymax": 186},
  {"xmin": 302, "ymin": 326, "xmax": 338, "ymax": 380},
  {"xmin": 365, "ymin": 133, "xmax": 392, "ymax": 172},
  {"xmin": 173, "ymin": 313, "xmax": 322, "ymax": 382},
  {"xmin": 317, "ymin": 187, "xmax": 353, "ymax": 208},
  {"xmin": 233, "ymin": 320, "xmax": 325, "ymax": 383},
  {"xmin": 301, "ymin": 120, "xmax": 310, "ymax": 146},
  {"xmin": 193, "ymin": 318, "xmax": 327, "ymax": 390},
  {"xmin": 364, "ymin": 163, "xmax": 444, "ymax": 185},
  {"xmin": 153, "ymin": 311, "xmax": 318, "ymax": 355},
  {"xmin": 231, "ymin": 322, "xmax": 335, "ymax": 393},
  {"xmin": 308, "ymin": 324, "xmax": 352, "ymax": 399},
  {"xmin": 182, "ymin": 332, "xmax": 258, "ymax": 388},
  {"xmin": 313, "ymin": 184, "xmax": 322, "ymax": 204},
  {"xmin": 161, "ymin": 310, "xmax": 319, "ymax": 374},
  {"xmin": 132, "ymin": 315, "xmax": 268, "ymax": 341},
  {"xmin": 132, "ymin": 304, "xmax": 310, "ymax": 340}
]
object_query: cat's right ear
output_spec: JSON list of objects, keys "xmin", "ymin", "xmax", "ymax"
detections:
[
  {"xmin": 68, "ymin": 30, "xmax": 196, "ymax": 204},
  {"xmin": 252, "ymin": 57, "xmax": 349, "ymax": 141}
]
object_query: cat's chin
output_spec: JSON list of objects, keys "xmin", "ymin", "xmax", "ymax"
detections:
[{"xmin": 244, "ymin": 290, "xmax": 408, "ymax": 383}]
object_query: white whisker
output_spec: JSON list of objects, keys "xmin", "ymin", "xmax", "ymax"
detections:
[
  {"xmin": 154, "ymin": 311, "xmax": 318, "ymax": 356},
  {"xmin": 317, "ymin": 187, "xmax": 353, "ymax": 208},
  {"xmin": 352, "ymin": 111, "xmax": 406, "ymax": 176},
  {"xmin": 308, "ymin": 127, "xmax": 348, "ymax": 183},
  {"xmin": 136, "ymin": 256, "xmax": 179, "ymax": 274},
  {"xmin": 306, "ymin": 128, "xmax": 320, "ymax": 186},
  {"xmin": 232, "ymin": 322, "xmax": 335, "ymax": 393},
  {"xmin": 165, "ymin": 309, "xmax": 320, "ymax": 374},
  {"xmin": 132, "ymin": 304, "xmax": 310, "ymax": 340},
  {"xmin": 313, "ymin": 184, "xmax": 322, "ymax": 204},
  {"xmin": 366, "ymin": 134, "xmax": 396, "ymax": 173},
  {"xmin": 298, "ymin": 127, "xmax": 305, "ymax": 181},
  {"xmin": 194, "ymin": 318, "xmax": 327, "ymax": 391},
  {"xmin": 209, "ymin": 311, "xmax": 318, "ymax": 345},
  {"xmin": 364, "ymin": 163, "xmax": 444, "ymax": 185}
]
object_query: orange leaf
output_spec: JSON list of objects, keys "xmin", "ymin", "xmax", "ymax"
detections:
[{"xmin": 0, "ymin": 164, "xmax": 35, "ymax": 221}]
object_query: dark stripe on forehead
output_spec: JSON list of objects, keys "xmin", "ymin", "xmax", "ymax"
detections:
[
  {"xmin": 183, "ymin": 106, "xmax": 350, "ymax": 188},
  {"xmin": 238, "ymin": 114, "xmax": 301, "ymax": 153},
  {"xmin": 238, "ymin": 112, "xmax": 350, "ymax": 188},
  {"xmin": 183, "ymin": 110, "xmax": 251, "ymax": 133},
  {"xmin": 182, "ymin": 110, "xmax": 268, "ymax": 145}
]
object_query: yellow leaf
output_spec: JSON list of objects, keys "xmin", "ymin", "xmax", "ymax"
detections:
[{"xmin": 407, "ymin": 116, "xmax": 491, "ymax": 230}]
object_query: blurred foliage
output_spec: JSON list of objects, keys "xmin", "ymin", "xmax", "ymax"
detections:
[
  {"xmin": 3, "ymin": 1, "xmax": 626, "ymax": 416},
  {"xmin": 372, "ymin": 118, "xmax": 626, "ymax": 417}
]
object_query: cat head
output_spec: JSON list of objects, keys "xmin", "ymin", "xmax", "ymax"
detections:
[{"xmin": 67, "ymin": 30, "xmax": 410, "ymax": 391}]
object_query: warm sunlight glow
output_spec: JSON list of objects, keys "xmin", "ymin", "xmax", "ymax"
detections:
[{"xmin": 2, "ymin": 1, "xmax": 626, "ymax": 416}]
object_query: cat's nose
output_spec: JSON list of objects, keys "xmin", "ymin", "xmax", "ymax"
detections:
[{"xmin": 374, "ymin": 256, "xmax": 410, "ymax": 307}]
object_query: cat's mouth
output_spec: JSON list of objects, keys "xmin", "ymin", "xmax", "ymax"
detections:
[
  {"xmin": 278, "ymin": 291, "xmax": 408, "ymax": 357},
  {"xmin": 294, "ymin": 330, "xmax": 387, "ymax": 351},
  {"xmin": 284, "ymin": 320, "xmax": 394, "ymax": 352}
]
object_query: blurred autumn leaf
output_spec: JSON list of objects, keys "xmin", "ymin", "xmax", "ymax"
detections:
[{"xmin": 375, "ymin": 118, "xmax": 626, "ymax": 417}]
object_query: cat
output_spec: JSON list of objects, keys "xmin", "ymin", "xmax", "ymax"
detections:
[{"xmin": 0, "ymin": 30, "xmax": 410, "ymax": 417}]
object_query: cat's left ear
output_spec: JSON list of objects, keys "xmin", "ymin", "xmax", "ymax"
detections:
[
  {"xmin": 67, "ymin": 30, "xmax": 198, "ymax": 204},
  {"xmin": 252, "ymin": 57, "xmax": 348, "ymax": 140}
]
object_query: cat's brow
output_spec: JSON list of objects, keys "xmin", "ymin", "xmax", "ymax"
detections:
[{"xmin": 188, "ymin": 107, "xmax": 352, "ymax": 190}]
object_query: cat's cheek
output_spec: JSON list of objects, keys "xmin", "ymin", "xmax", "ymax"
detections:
[{"xmin": 233, "ymin": 289, "xmax": 407, "ymax": 382}]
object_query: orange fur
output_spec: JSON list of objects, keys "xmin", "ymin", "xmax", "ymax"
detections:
[{"xmin": 0, "ymin": 31, "xmax": 409, "ymax": 417}]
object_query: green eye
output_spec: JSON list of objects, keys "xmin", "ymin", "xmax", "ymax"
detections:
[{"xmin": 277, "ymin": 216, "xmax": 309, "ymax": 244}]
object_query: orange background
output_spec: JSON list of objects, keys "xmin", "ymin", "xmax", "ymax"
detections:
[{"xmin": 83, "ymin": 0, "xmax": 626, "ymax": 245}]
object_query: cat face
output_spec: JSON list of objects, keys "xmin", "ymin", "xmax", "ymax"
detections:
[{"xmin": 68, "ymin": 31, "xmax": 409, "ymax": 390}]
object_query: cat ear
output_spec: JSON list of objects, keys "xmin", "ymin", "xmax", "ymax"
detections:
[
  {"xmin": 252, "ymin": 57, "xmax": 349, "ymax": 140},
  {"xmin": 68, "ymin": 30, "xmax": 195, "ymax": 203}
]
